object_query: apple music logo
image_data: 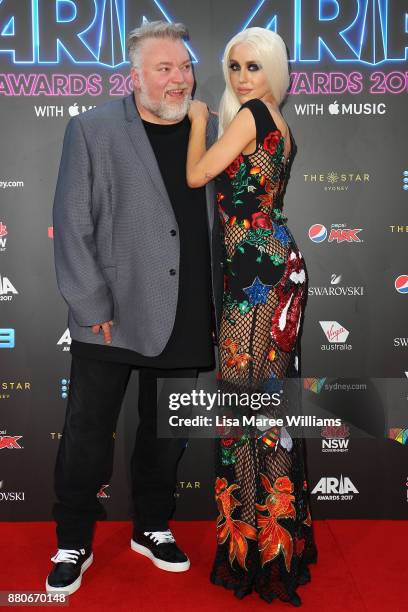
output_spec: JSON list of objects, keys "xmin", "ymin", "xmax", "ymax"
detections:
[
  {"xmin": 295, "ymin": 101, "xmax": 387, "ymax": 116},
  {"xmin": 34, "ymin": 103, "xmax": 96, "ymax": 119},
  {"xmin": 328, "ymin": 100, "xmax": 387, "ymax": 115}
]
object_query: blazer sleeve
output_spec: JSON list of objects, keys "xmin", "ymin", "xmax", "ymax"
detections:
[
  {"xmin": 52, "ymin": 116, "xmax": 114, "ymax": 327},
  {"xmin": 206, "ymin": 112, "xmax": 219, "ymax": 148}
]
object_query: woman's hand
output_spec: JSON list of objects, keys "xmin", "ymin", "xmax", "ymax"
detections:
[{"xmin": 188, "ymin": 100, "xmax": 209, "ymax": 123}]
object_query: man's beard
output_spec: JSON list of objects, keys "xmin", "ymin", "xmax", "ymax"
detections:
[{"xmin": 139, "ymin": 77, "xmax": 191, "ymax": 122}]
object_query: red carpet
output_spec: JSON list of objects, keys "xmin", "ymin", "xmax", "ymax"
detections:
[{"xmin": 0, "ymin": 520, "xmax": 405, "ymax": 611}]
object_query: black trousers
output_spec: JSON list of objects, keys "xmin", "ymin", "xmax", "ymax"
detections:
[{"xmin": 52, "ymin": 354, "xmax": 196, "ymax": 548}]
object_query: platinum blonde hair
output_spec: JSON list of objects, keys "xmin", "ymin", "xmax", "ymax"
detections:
[
  {"xmin": 218, "ymin": 28, "xmax": 290, "ymax": 136},
  {"xmin": 127, "ymin": 20, "xmax": 189, "ymax": 69}
]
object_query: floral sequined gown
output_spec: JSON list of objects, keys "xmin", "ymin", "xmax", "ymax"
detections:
[{"xmin": 210, "ymin": 98, "xmax": 317, "ymax": 605}]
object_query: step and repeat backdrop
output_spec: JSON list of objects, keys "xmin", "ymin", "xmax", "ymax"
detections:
[{"xmin": 1, "ymin": 0, "xmax": 408, "ymax": 522}]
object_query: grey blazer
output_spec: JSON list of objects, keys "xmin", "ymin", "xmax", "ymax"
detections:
[{"xmin": 52, "ymin": 93, "xmax": 223, "ymax": 356}]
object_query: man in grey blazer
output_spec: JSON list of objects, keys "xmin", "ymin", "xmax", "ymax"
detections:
[{"xmin": 47, "ymin": 21, "xmax": 222, "ymax": 594}]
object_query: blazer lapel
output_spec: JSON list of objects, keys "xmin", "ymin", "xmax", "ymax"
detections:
[
  {"xmin": 204, "ymin": 113, "xmax": 219, "ymax": 233},
  {"xmin": 123, "ymin": 93, "xmax": 172, "ymax": 209}
]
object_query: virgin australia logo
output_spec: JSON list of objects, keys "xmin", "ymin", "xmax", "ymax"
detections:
[{"xmin": 319, "ymin": 321, "xmax": 352, "ymax": 351}]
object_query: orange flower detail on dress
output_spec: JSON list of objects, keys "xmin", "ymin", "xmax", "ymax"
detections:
[
  {"xmin": 267, "ymin": 349, "xmax": 276, "ymax": 362},
  {"xmin": 249, "ymin": 166, "xmax": 261, "ymax": 175},
  {"xmin": 225, "ymin": 155, "xmax": 244, "ymax": 178},
  {"xmin": 222, "ymin": 338, "xmax": 239, "ymax": 356},
  {"xmin": 255, "ymin": 473, "xmax": 296, "ymax": 571},
  {"xmin": 215, "ymin": 477, "xmax": 257, "ymax": 570},
  {"xmin": 222, "ymin": 339, "xmax": 252, "ymax": 373},
  {"xmin": 263, "ymin": 130, "xmax": 281, "ymax": 155},
  {"xmin": 256, "ymin": 180, "xmax": 276, "ymax": 210}
]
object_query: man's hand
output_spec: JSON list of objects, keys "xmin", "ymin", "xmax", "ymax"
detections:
[{"xmin": 91, "ymin": 320, "xmax": 114, "ymax": 344}]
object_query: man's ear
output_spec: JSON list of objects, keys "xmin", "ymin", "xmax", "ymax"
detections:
[{"xmin": 130, "ymin": 67, "xmax": 141, "ymax": 91}]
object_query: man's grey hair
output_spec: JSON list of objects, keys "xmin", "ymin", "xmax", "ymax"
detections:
[{"xmin": 127, "ymin": 21, "xmax": 189, "ymax": 69}]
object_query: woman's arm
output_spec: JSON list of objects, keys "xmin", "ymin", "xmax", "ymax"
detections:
[{"xmin": 187, "ymin": 101, "xmax": 256, "ymax": 188}]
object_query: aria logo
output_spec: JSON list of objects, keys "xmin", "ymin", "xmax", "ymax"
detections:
[
  {"xmin": 328, "ymin": 101, "xmax": 387, "ymax": 115},
  {"xmin": 57, "ymin": 328, "xmax": 72, "ymax": 352},
  {"xmin": 0, "ymin": 222, "xmax": 7, "ymax": 252},
  {"xmin": 0, "ymin": 275, "xmax": 18, "ymax": 301},
  {"xmin": 311, "ymin": 475, "xmax": 358, "ymax": 501},
  {"xmin": 308, "ymin": 224, "xmax": 363, "ymax": 243},
  {"xmin": 0, "ymin": 480, "xmax": 25, "ymax": 502},
  {"xmin": 308, "ymin": 273, "xmax": 364, "ymax": 297},
  {"xmin": 320, "ymin": 321, "xmax": 352, "ymax": 351}
]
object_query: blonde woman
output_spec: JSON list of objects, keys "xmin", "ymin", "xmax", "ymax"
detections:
[{"xmin": 187, "ymin": 28, "xmax": 317, "ymax": 606}]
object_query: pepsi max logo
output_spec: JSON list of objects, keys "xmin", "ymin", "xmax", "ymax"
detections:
[
  {"xmin": 308, "ymin": 224, "xmax": 363, "ymax": 243},
  {"xmin": 395, "ymin": 275, "xmax": 408, "ymax": 294},
  {"xmin": 309, "ymin": 224, "xmax": 327, "ymax": 243}
]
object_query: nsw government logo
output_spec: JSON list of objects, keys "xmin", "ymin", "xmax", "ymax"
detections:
[
  {"xmin": 321, "ymin": 424, "xmax": 350, "ymax": 452},
  {"xmin": 311, "ymin": 475, "xmax": 358, "ymax": 501},
  {"xmin": 319, "ymin": 321, "xmax": 352, "ymax": 351}
]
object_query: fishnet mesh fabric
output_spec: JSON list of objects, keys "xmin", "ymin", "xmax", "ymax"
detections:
[
  {"xmin": 211, "ymin": 99, "xmax": 317, "ymax": 604},
  {"xmin": 247, "ymin": 146, "xmax": 284, "ymax": 184}
]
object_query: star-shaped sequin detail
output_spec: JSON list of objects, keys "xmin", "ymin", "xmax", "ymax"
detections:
[{"xmin": 243, "ymin": 276, "xmax": 273, "ymax": 305}]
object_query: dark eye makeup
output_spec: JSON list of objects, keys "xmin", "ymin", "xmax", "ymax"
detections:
[{"xmin": 229, "ymin": 61, "xmax": 262, "ymax": 71}]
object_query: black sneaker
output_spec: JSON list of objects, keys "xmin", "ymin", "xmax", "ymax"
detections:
[
  {"xmin": 131, "ymin": 529, "xmax": 190, "ymax": 572},
  {"xmin": 45, "ymin": 547, "xmax": 93, "ymax": 595}
]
